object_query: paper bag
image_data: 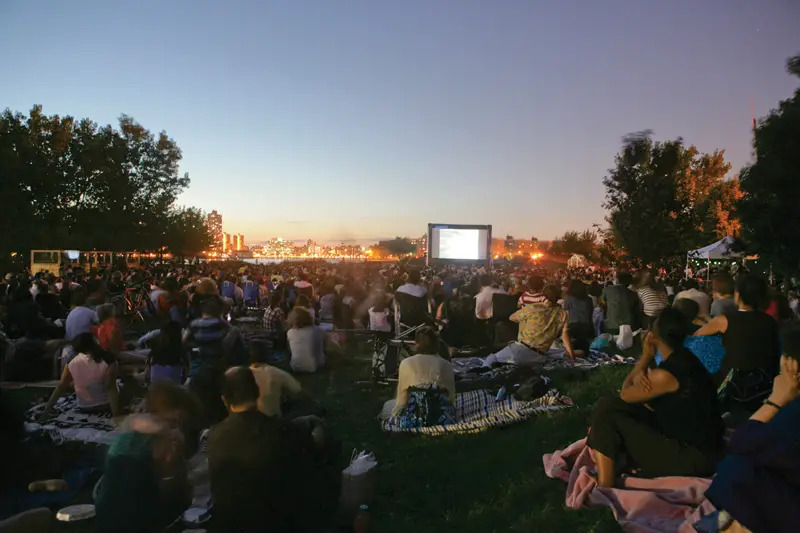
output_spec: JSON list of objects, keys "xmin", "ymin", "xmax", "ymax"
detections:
[{"xmin": 338, "ymin": 450, "xmax": 377, "ymax": 519}]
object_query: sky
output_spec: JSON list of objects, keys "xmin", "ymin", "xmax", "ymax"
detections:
[{"xmin": 2, "ymin": 1, "xmax": 798, "ymax": 245}]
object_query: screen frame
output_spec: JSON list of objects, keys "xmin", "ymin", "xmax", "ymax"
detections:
[{"xmin": 427, "ymin": 223, "xmax": 492, "ymax": 266}]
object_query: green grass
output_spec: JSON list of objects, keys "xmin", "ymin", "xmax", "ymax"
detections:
[{"xmin": 298, "ymin": 347, "xmax": 629, "ymax": 533}]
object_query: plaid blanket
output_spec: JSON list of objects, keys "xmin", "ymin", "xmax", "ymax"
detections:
[
  {"xmin": 381, "ymin": 389, "xmax": 573, "ymax": 436},
  {"xmin": 24, "ymin": 394, "xmax": 120, "ymax": 445},
  {"xmin": 452, "ymin": 350, "xmax": 633, "ymax": 376}
]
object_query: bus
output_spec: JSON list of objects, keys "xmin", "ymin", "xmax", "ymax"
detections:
[{"xmin": 30, "ymin": 250, "xmax": 143, "ymax": 274}]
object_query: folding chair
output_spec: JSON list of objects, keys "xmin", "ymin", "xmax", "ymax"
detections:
[
  {"xmin": 242, "ymin": 280, "xmax": 261, "ymax": 310},
  {"xmin": 372, "ymin": 293, "xmax": 433, "ymax": 382}
]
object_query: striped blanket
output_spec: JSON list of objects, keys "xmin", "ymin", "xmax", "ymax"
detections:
[
  {"xmin": 25, "ymin": 394, "xmax": 120, "ymax": 445},
  {"xmin": 381, "ymin": 389, "xmax": 573, "ymax": 436}
]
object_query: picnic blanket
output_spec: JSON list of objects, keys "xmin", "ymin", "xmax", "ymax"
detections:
[
  {"xmin": 451, "ymin": 350, "xmax": 633, "ymax": 376},
  {"xmin": 453, "ymin": 362, "xmax": 543, "ymax": 393},
  {"xmin": 542, "ymin": 438, "xmax": 715, "ymax": 533},
  {"xmin": 24, "ymin": 393, "xmax": 121, "ymax": 445},
  {"xmin": 381, "ymin": 388, "xmax": 573, "ymax": 435}
]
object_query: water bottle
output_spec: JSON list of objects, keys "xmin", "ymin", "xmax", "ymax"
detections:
[
  {"xmin": 353, "ymin": 504, "xmax": 370, "ymax": 533},
  {"xmin": 495, "ymin": 386, "xmax": 507, "ymax": 402}
]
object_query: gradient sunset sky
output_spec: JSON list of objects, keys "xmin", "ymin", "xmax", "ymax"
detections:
[{"xmin": 2, "ymin": 1, "xmax": 798, "ymax": 244}]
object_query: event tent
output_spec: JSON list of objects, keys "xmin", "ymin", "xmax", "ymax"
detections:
[
  {"xmin": 567, "ymin": 253, "xmax": 588, "ymax": 269},
  {"xmin": 686, "ymin": 236, "xmax": 744, "ymax": 260}
]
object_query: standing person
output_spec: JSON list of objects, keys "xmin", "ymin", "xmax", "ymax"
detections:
[
  {"xmin": 208, "ymin": 367, "xmax": 314, "ymax": 533},
  {"xmin": 600, "ymin": 272, "xmax": 641, "ymax": 334},
  {"xmin": 517, "ymin": 275, "xmax": 547, "ymax": 307},
  {"xmin": 635, "ymin": 269, "xmax": 669, "ymax": 330},
  {"xmin": 710, "ymin": 272, "xmax": 738, "ymax": 317},
  {"xmin": 286, "ymin": 307, "xmax": 325, "ymax": 373},
  {"xmin": 588, "ymin": 308, "xmax": 724, "ymax": 487},
  {"xmin": 396, "ymin": 270, "xmax": 428, "ymax": 298},
  {"xmin": 474, "ymin": 274, "xmax": 505, "ymax": 320},
  {"xmin": 262, "ymin": 292, "xmax": 287, "ymax": 347}
]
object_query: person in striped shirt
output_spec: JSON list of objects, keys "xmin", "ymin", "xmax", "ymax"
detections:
[
  {"xmin": 518, "ymin": 275, "xmax": 548, "ymax": 307},
  {"xmin": 635, "ymin": 269, "xmax": 669, "ymax": 329}
]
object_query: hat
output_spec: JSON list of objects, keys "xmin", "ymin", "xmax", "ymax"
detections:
[{"xmin": 4, "ymin": 273, "xmax": 13, "ymax": 281}]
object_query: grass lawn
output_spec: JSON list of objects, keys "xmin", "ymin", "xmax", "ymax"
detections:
[{"xmin": 298, "ymin": 344, "xmax": 629, "ymax": 533}]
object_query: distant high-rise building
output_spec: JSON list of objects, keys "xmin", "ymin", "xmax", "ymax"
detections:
[
  {"xmin": 206, "ymin": 210, "xmax": 223, "ymax": 252},
  {"xmin": 223, "ymin": 232, "xmax": 232, "ymax": 253},
  {"xmin": 237, "ymin": 234, "xmax": 245, "ymax": 250}
]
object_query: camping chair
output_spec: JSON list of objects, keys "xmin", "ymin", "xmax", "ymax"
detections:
[
  {"xmin": 242, "ymin": 280, "xmax": 261, "ymax": 310},
  {"xmin": 372, "ymin": 293, "xmax": 434, "ymax": 382},
  {"xmin": 220, "ymin": 280, "xmax": 236, "ymax": 300},
  {"xmin": 491, "ymin": 293, "xmax": 519, "ymax": 346}
]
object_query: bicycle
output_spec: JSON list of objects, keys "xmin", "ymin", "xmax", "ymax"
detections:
[{"xmin": 111, "ymin": 286, "xmax": 156, "ymax": 328}]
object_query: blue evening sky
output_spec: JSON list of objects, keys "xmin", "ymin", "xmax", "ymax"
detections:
[{"xmin": 2, "ymin": 1, "xmax": 798, "ymax": 244}]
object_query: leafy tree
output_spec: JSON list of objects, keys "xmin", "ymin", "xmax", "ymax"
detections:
[
  {"xmin": 603, "ymin": 131, "xmax": 737, "ymax": 264},
  {"xmin": 381, "ymin": 237, "xmax": 416, "ymax": 257},
  {"xmin": 164, "ymin": 207, "xmax": 214, "ymax": 258},
  {"xmin": 0, "ymin": 105, "xmax": 198, "ymax": 271},
  {"xmin": 739, "ymin": 54, "xmax": 800, "ymax": 274},
  {"xmin": 549, "ymin": 230, "xmax": 597, "ymax": 259}
]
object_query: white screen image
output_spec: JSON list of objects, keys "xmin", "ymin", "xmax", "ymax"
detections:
[{"xmin": 429, "ymin": 226, "xmax": 489, "ymax": 260}]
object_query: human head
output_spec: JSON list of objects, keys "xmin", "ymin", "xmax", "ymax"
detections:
[
  {"xmin": 71, "ymin": 285, "xmax": 88, "ymax": 307},
  {"xmin": 163, "ymin": 277, "xmax": 179, "ymax": 293},
  {"xmin": 781, "ymin": 322, "xmax": 800, "ymax": 364},
  {"xmin": 95, "ymin": 303, "xmax": 115, "ymax": 323},
  {"xmin": 72, "ymin": 332, "xmax": 107, "ymax": 363},
  {"xmin": 542, "ymin": 284, "xmax": 561, "ymax": 305},
  {"xmin": 195, "ymin": 278, "xmax": 218, "ymax": 296},
  {"xmin": 407, "ymin": 269, "xmax": 422, "ymax": 285},
  {"xmin": 146, "ymin": 381, "xmax": 202, "ymax": 455},
  {"xmin": 295, "ymin": 295, "xmax": 311, "ymax": 309},
  {"xmin": 617, "ymin": 271, "xmax": 633, "ymax": 287},
  {"xmin": 201, "ymin": 295, "xmax": 224, "ymax": 318},
  {"xmin": 672, "ymin": 298, "xmax": 699, "ymax": 324},
  {"xmin": 479, "ymin": 274, "xmax": 492, "ymax": 288},
  {"xmin": 414, "ymin": 326, "xmax": 439, "ymax": 355},
  {"xmin": 269, "ymin": 291, "xmax": 282, "ymax": 308},
  {"xmin": 221, "ymin": 366, "xmax": 260, "ymax": 411},
  {"xmin": 637, "ymin": 269, "xmax": 656, "ymax": 289},
  {"xmin": 527, "ymin": 275, "xmax": 544, "ymax": 293},
  {"xmin": 652, "ymin": 307, "xmax": 689, "ymax": 351},
  {"xmin": 683, "ymin": 278, "xmax": 699, "ymax": 290},
  {"xmin": 288, "ymin": 306, "xmax": 313, "ymax": 329},
  {"xmin": 735, "ymin": 274, "xmax": 768, "ymax": 310},
  {"xmin": 711, "ymin": 272, "xmax": 734, "ymax": 297}
]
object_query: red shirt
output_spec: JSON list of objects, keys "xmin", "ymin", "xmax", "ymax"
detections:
[
  {"xmin": 93, "ymin": 318, "xmax": 124, "ymax": 353},
  {"xmin": 518, "ymin": 291, "xmax": 548, "ymax": 307}
]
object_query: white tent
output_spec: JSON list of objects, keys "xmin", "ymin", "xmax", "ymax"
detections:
[
  {"xmin": 567, "ymin": 253, "xmax": 588, "ymax": 269},
  {"xmin": 686, "ymin": 236, "xmax": 743, "ymax": 260}
]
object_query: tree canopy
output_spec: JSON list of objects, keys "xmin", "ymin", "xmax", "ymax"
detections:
[
  {"xmin": 379, "ymin": 237, "xmax": 417, "ymax": 257},
  {"xmin": 549, "ymin": 230, "xmax": 597, "ymax": 259},
  {"xmin": 738, "ymin": 54, "xmax": 800, "ymax": 275},
  {"xmin": 603, "ymin": 131, "xmax": 739, "ymax": 264},
  {"xmin": 0, "ymin": 105, "xmax": 211, "ymax": 267}
]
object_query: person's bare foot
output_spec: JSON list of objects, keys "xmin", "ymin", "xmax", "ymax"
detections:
[{"xmin": 28, "ymin": 479, "xmax": 69, "ymax": 492}]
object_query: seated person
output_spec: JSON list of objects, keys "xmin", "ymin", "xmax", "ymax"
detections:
[
  {"xmin": 675, "ymin": 278, "xmax": 711, "ymax": 318},
  {"xmin": 694, "ymin": 274, "xmax": 780, "ymax": 385},
  {"xmin": 704, "ymin": 323, "xmax": 800, "ymax": 533},
  {"xmin": 147, "ymin": 321, "xmax": 189, "ymax": 385},
  {"xmin": 294, "ymin": 294, "xmax": 316, "ymax": 321},
  {"xmin": 518, "ymin": 275, "xmax": 547, "ymax": 307},
  {"xmin": 671, "ymin": 298, "xmax": 726, "ymax": 375},
  {"xmin": 564, "ymin": 279, "xmax": 594, "ymax": 355},
  {"xmin": 39, "ymin": 333, "xmax": 121, "ymax": 419},
  {"xmin": 95, "ymin": 385, "xmax": 197, "ymax": 533},
  {"xmin": 263, "ymin": 292, "xmax": 287, "ymax": 342},
  {"xmin": 601, "ymin": 271, "xmax": 641, "ymax": 334},
  {"xmin": 396, "ymin": 269, "xmax": 428, "ymax": 298},
  {"xmin": 287, "ymin": 307, "xmax": 326, "ymax": 373},
  {"xmin": 710, "ymin": 272, "xmax": 737, "ymax": 318},
  {"xmin": 588, "ymin": 308, "xmax": 724, "ymax": 487},
  {"xmin": 208, "ymin": 367, "xmax": 314, "ymax": 533},
  {"xmin": 183, "ymin": 295, "xmax": 232, "ymax": 377},
  {"xmin": 34, "ymin": 282, "xmax": 67, "ymax": 321},
  {"xmin": 380, "ymin": 327, "xmax": 456, "ymax": 428},
  {"xmin": 484, "ymin": 285, "xmax": 574, "ymax": 367},
  {"xmin": 249, "ymin": 345, "xmax": 304, "ymax": 417},
  {"xmin": 64, "ymin": 285, "xmax": 96, "ymax": 341},
  {"xmin": 93, "ymin": 303, "xmax": 124, "ymax": 355}
]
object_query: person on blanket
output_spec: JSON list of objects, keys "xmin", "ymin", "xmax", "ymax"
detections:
[
  {"xmin": 703, "ymin": 323, "xmax": 800, "ymax": 533},
  {"xmin": 483, "ymin": 284, "xmax": 575, "ymax": 367},
  {"xmin": 39, "ymin": 332, "xmax": 122, "ymax": 421},
  {"xmin": 587, "ymin": 307, "xmax": 724, "ymax": 488},
  {"xmin": 384, "ymin": 326, "xmax": 456, "ymax": 426}
]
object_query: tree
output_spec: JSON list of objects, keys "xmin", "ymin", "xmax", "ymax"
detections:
[
  {"xmin": 380, "ymin": 237, "xmax": 416, "ymax": 257},
  {"xmin": 0, "ymin": 105, "xmax": 198, "ymax": 271},
  {"xmin": 603, "ymin": 131, "xmax": 737, "ymax": 264},
  {"xmin": 164, "ymin": 207, "xmax": 214, "ymax": 258},
  {"xmin": 549, "ymin": 230, "xmax": 597, "ymax": 259},
  {"xmin": 738, "ymin": 54, "xmax": 800, "ymax": 274}
]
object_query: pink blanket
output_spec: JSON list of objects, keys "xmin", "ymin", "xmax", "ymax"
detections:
[{"xmin": 543, "ymin": 438, "xmax": 715, "ymax": 533}]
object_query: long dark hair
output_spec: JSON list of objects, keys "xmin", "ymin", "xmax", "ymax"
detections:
[
  {"xmin": 150, "ymin": 322, "xmax": 185, "ymax": 366},
  {"xmin": 72, "ymin": 332, "xmax": 115, "ymax": 365}
]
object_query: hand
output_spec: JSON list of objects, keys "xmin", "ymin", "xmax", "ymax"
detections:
[
  {"xmin": 633, "ymin": 369, "xmax": 653, "ymax": 392},
  {"xmin": 769, "ymin": 356, "xmax": 800, "ymax": 406}
]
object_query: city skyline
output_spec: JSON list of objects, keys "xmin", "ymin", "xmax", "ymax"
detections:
[{"xmin": 2, "ymin": 1, "xmax": 798, "ymax": 242}]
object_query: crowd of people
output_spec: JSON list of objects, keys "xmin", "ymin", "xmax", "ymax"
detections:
[{"xmin": 0, "ymin": 258, "xmax": 799, "ymax": 532}]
